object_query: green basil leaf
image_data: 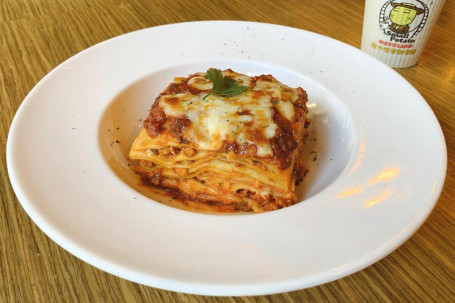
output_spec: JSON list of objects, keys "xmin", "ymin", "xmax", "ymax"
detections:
[{"xmin": 204, "ymin": 68, "xmax": 248, "ymax": 100}]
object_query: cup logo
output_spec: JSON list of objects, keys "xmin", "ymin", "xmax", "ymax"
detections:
[{"xmin": 379, "ymin": 1, "xmax": 429, "ymax": 40}]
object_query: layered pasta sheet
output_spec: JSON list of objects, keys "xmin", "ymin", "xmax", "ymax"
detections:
[{"xmin": 129, "ymin": 69, "xmax": 309, "ymax": 212}]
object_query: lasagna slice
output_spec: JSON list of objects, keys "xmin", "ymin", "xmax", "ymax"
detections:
[{"xmin": 129, "ymin": 69, "xmax": 309, "ymax": 213}]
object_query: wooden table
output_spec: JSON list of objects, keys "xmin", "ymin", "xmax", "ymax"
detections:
[{"xmin": 1, "ymin": 0, "xmax": 454, "ymax": 302}]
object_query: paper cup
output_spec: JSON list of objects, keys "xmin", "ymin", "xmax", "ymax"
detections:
[{"xmin": 361, "ymin": 0, "xmax": 445, "ymax": 68}]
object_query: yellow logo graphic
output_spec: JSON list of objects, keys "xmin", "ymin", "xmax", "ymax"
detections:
[{"xmin": 379, "ymin": 1, "xmax": 429, "ymax": 40}]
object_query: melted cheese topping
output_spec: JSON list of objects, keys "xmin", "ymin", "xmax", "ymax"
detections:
[{"xmin": 159, "ymin": 70, "xmax": 300, "ymax": 156}]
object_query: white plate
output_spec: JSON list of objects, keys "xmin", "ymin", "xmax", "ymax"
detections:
[{"xmin": 7, "ymin": 21, "xmax": 447, "ymax": 296}]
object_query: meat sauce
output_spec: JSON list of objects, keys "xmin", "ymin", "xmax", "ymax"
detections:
[{"xmin": 143, "ymin": 100, "xmax": 166, "ymax": 137}]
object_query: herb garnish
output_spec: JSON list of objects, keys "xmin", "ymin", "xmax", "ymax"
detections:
[{"xmin": 203, "ymin": 68, "xmax": 248, "ymax": 100}]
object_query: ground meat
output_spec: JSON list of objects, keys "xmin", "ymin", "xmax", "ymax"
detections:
[
  {"xmin": 270, "ymin": 128, "xmax": 298, "ymax": 169},
  {"xmin": 222, "ymin": 141, "xmax": 257, "ymax": 157},
  {"xmin": 140, "ymin": 160, "xmax": 154, "ymax": 168},
  {"xmin": 235, "ymin": 143, "xmax": 258, "ymax": 156},
  {"xmin": 174, "ymin": 167, "xmax": 188, "ymax": 176},
  {"xmin": 170, "ymin": 146, "xmax": 180, "ymax": 155},
  {"xmin": 159, "ymin": 147, "xmax": 171, "ymax": 157},
  {"xmin": 140, "ymin": 169, "xmax": 163, "ymax": 185},
  {"xmin": 182, "ymin": 147, "xmax": 197, "ymax": 157},
  {"xmin": 168, "ymin": 116, "xmax": 191, "ymax": 143},
  {"xmin": 163, "ymin": 76, "xmax": 209, "ymax": 95},
  {"xmin": 253, "ymin": 74, "xmax": 275, "ymax": 82},
  {"xmin": 269, "ymin": 107, "xmax": 298, "ymax": 169},
  {"xmin": 237, "ymin": 189, "xmax": 256, "ymax": 198},
  {"xmin": 144, "ymin": 101, "xmax": 167, "ymax": 137}
]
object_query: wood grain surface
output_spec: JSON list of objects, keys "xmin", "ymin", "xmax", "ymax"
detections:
[{"xmin": 1, "ymin": 0, "xmax": 454, "ymax": 302}]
